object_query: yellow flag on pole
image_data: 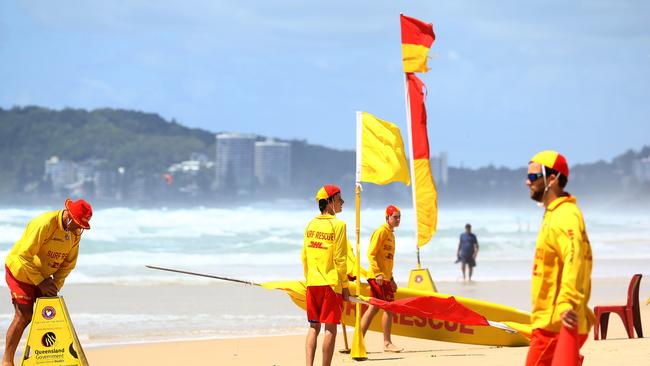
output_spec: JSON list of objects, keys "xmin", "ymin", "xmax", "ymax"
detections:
[{"xmin": 359, "ymin": 112, "xmax": 411, "ymax": 186}]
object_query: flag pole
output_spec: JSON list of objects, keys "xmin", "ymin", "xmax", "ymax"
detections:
[
  {"xmin": 350, "ymin": 111, "xmax": 367, "ymax": 360},
  {"xmin": 403, "ymin": 73, "xmax": 421, "ymax": 269}
]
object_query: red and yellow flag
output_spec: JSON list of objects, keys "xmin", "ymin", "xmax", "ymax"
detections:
[
  {"xmin": 407, "ymin": 73, "xmax": 438, "ymax": 247},
  {"xmin": 400, "ymin": 14, "xmax": 435, "ymax": 73}
]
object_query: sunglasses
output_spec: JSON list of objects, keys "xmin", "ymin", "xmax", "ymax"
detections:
[{"xmin": 528, "ymin": 172, "xmax": 544, "ymax": 182}]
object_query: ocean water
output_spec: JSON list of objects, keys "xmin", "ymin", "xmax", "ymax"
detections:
[
  {"xmin": 0, "ymin": 203, "xmax": 648, "ymax": 285},
  {"xmin": 0, "ymin": 203, "xmax": 648, "ymax": 346}
]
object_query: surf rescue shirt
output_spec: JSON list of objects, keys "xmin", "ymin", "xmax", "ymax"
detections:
[
  {"xmin": 302, "ymin": 214, "xmax": 349, "ymax": 294},
  {"xmin": 366, "ymin": 223, "xmax": 395, "ymax": 281},
  {"xmin": 5, "ymin": 210, "xmax": 81, "ymax": 290},
  {"xmin": 531, "ymin": 195, "xmax": 594, "ymax": 334}
]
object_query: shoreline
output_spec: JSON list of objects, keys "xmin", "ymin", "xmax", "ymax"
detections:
[
  {"xmin": 3, "ymin": 276, "xmax": 648, "ymax": 364},
  {"xmin": 84, "ymin": 306, "xmax": 650, "ymax": 366}
]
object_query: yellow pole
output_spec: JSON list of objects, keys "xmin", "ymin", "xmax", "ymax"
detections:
[{"xmin": 350, "ymin": 183, "xmax": 367, "ymax": 360}]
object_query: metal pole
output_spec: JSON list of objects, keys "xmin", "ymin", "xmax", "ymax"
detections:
[{"xmin": 145, "ymin": 265, "xmax": 261, "ymax": 286}]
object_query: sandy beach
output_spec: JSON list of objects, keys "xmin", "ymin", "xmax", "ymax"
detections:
[{"xmin": 4, "ymin": 276, "xmax": 646, "ymax": 365}]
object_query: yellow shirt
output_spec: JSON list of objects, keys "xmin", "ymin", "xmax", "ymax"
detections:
[
  {"xmin": 531, "ymin": 195, "xmax": 594, "ymax": 334},
  {"xmin": 302, "ymin": 214, "xmax": 349, "ymax": 293},
  {"xmin": 366, "ymin": 223, "xmax": 395, "ymax": 281},
  {"xmin": 5, "ymin": 210, "xmax": 81, "ymax": 290}
]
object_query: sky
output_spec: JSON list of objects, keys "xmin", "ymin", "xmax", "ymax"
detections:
[{"xmin": 1, "ymin": 1, "xmax": 649, "ymax": 168}]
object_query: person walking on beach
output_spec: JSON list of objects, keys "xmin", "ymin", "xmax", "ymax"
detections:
[
  {"xmin": 359, "ymin": 205, "xmax": 403, "ymax": 352},
  {"xmin": 302, "ymin": 185, "xmax": 350, "ymax": 366},
  {"xmin": 3, "ymin": 199, "xmax": 92, "ymax": 366},
  {"xmin": 524, "ymin": 151, "xmax": 594, "ymax": 366},
  {"xmin": 456, "ymin": 223, "xmax": 479, "ymax": 282}
]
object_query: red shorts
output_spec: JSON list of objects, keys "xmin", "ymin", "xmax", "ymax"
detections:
[
  {"xmin": 306, "ymin": 285, "xmax": 342, "ymax": 324},
  {"xmin": 368, "ymin": 278, "xmax": 395, "ymax": 302},
  {"xmin": 525, "ymin": 328, "xmax": 588, "ymax": 366},
  {"xmin": 5, "ymin": 265, "xmax": 41, "ymax": 306}
]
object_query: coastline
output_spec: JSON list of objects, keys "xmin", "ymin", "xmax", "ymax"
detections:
[{"xmin": 3, "ymin": 276, "xmax": 648, "ymax": 365}]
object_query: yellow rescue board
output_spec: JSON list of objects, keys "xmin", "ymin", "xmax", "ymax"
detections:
[{"xmin": 266, "ymin": 281, "xmax": 530, "ymax": 347}]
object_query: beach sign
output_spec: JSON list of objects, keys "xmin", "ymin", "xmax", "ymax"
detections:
[
  {"xmin": 408, "ymin": 268, "xmax": 437, "ymax": 292},
  {"xmin": 21, "ymin": 296, "xmax": 88, "ymax": 366}
]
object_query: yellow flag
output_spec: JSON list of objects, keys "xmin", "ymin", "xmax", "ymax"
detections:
[
  {"xmin": 413, "ymin": 159, "xmax": 437, "ymax": 246},
  {"xmin": 359, "ymin": 112, "xmax": 410, "ymax": 186}
]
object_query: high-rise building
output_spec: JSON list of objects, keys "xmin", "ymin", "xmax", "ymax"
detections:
[
  {"xmin": 255, "ymin": 139, "xmax": 291, "ymax": 188},
  {"xmin": 44, "ymin": 156, "xmax": 77, "ymax": 191},
  {"xmin": 634, "ymin": 156, "xmax": 650, "ymax": 183},
  {"xmin": 430, "ymin": 151, "xmax": 448, "ymax": 186},
  {"xmin": 215, "ymin": 133, "xmax": 256, "ymax": 193}
]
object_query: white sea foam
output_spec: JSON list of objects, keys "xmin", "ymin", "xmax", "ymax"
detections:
[
  {"xmin": 1, "ymin": 206, "xmax": 648, "ymax": 284},
  {"xmin": 1, "ymin": 205, "xmax": 648, "ymax": 346}
]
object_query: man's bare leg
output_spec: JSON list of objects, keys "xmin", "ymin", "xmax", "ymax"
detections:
[
  {"xmin": 306, "ymin": 322, "xmax": 320, "ymax": 366},
  {"xmin": 461, "ymin": 263, "xmax": 467, "ymax": 281},
  {"xmin": 2, "ymin": 303, "xmax": 33, "ymax": 366},
  {"xmin": 322, "ymin": 323, "xmax": 337, "ymax": 366},
  {"xmin": 360, "ymin": 305, "xmax": 379, "ymax": 336},
  {"xmin": 382, "ymin": 311, "xmax": 403, "ymax": 352}
]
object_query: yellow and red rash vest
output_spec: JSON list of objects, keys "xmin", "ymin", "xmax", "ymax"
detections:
[
  {"xmin": 531, "ymin": 195, "xmax": 594, "ymax": 334},
  {"xmin": 5, "ymin": 210, "xmax": 81, "ymax": 290},
  {"xmin": 301, "ymin": 214, "xmax": 349, "ymax": 294},
  {"xmin": 366, "ymin": 223, "xmax": 395, "ymax": 281}
]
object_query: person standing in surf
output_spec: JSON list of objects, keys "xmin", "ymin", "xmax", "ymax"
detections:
[
  {"xmin": 456, "ymin": 223, "xmax": 479, "ymax": 282},
  {"xmin": 302, "ymin": 185, "xmax": 350, "ymax": 366},
  {"xmin": 524, "ymin": 151, "xmax": 594, "ymax": 366},
  {"xmin": 359, "ymin": 205, "xmax": 403, "ymax": 353},
  {"xmin": 3, "ymin": 199, "xmax": 92, "ymax": 366}
]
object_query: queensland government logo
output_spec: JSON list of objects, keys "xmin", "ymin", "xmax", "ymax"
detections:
[
  {"xmin": 41, "ymin": 332, "xmax": 57, "ymax": 347},
  {"xmin": 42, "ymin": 306, "xmax": 56, "ymax": 320}
]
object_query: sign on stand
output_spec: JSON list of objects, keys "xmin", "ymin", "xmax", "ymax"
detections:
[
  {"xmin": 408, "ymin": 268, "xmax": 438, "ymax": 292},
  {"xmin": 21, "ymin": 296, "xmax": 88, "ymax": 366}
]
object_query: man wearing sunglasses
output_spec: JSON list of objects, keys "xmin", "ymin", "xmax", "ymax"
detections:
[{"xmin": 525, "ymin": 151, "xmax": 594, "ymax": 366}]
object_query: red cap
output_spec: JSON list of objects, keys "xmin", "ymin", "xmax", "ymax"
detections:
[
  {"xmin": 530, "ymin": 150, "xmax": 569, "ymax": 177},
  {"xmin": 386, "ymin": 205, "xmax": 400, "ymax": 217},
  {"xmin": 65, "ymin": 198, "xmax": 92, "ymax": 229},
  {"xmin": 315, "ymin": 185, "xmax": 341, "ymax": 202}
]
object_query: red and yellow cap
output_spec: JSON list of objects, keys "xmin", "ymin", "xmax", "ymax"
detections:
[
  {"xmin": 530, "ymin": 150, "xmax": 569, "ymax": 177},
  {"xmin": 315, "ymin": 185, "xmax": 341, "ymax": 202},
  {"xmin": 386, "ymin": 205, "xmax": 400, "ymax": 217},
  {"xmin": 64, "ymin": 198, "xmax": 92, "ymax": 229}
]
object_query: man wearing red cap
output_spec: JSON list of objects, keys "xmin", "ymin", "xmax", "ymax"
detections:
[
  {"xmin": 359, "ymin": 205, "xmax": 403, "ymax": 353},
  {"xmin": 525, "ymin": 151, "xmax": 594, "ymax": 366},
  {"xmin": 302, "ymin": 185, "xmax": 350, "ymax": 366},
  {"xmin": 3, "ymin": 199, "xmax": 92, "ymax": 366}
]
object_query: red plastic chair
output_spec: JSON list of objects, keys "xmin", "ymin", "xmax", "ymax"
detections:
[{"xmin": 593, "ymin": 273, "xmax": 643, "ymax": 340}]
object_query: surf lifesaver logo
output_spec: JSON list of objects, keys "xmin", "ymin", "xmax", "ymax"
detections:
[
  {"xmin": 415, "ymin": 275, "xmax": 423, "ymax": 283},
  {"xmin": 42, "ymin": 306, "xmax": 56, "ymax": 320},
  {"xmin": 41, "ymin": 332, "xmax": 57, "ymax": 347}
]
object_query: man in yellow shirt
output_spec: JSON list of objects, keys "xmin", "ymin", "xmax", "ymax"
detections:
[
  {"xmin": 302, "ymin": 185, "xmax": 350, "ymax": 366},
  {"xmin": 525, "ymin": 151, "xmax": 594, "ymax": 366},
  {"xmin": 3, "ymin": 198, "xmax": 92, "ymax": 366},
  {"xmin": 359, "ymin": 205, "xmax": 402, "ymax": 352}
]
